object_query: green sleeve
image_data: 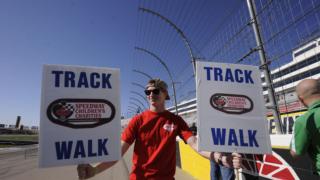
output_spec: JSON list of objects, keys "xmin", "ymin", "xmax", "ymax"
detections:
[{"xmin": 291, "ymin": 118, "xmax": 310, "ymax": 155}]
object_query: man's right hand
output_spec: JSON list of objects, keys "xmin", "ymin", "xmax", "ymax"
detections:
[
  {"xmin": 213, "ymin": 152, "xmax": 242, "ymax": 169},
  {"xmin": 77, "ymin": 164, "xmax": 96, "ymax": 179}
]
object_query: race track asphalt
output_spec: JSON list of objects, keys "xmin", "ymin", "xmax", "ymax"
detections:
[{"xmin": 0, "ymin": 145, "xmax": 195, "ymax": 180}]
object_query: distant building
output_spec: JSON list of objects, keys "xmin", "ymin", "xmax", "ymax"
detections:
[
  {"xmin": 8, "ymin": 125, "xmax": 16, "ymax": 129},
  {"xmin": 261, "ymin": 37, "xmax": 320, "ymax": 114},
  {"xmin": 167, "ymin": 36, "xmax": 320, "ymax": 131},
  {"xmin": 31, "ymin": 126, "xmax": 39, "ymax": 130}
]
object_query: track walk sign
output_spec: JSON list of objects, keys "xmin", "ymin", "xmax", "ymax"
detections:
[
  {"xmin": 39, "ymin": 64, "xmax": 121, "ymax": 167},
  {"xmin": 196, "ymin": 61, "xmax": 271, "ymax": 154}
]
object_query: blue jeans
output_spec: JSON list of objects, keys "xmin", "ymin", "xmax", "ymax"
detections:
[{"xmin": 210, "ymin": 160, "xmax": 234, "ymax": 180}]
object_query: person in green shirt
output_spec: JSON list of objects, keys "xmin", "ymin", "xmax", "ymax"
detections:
[{"xmin": 290, "ymin": 79, "xmax": 320, "ymax": 175}]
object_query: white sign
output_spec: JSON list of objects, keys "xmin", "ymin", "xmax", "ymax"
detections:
[
  {"xmin": 39, "ymin": 64, "xmax": 121, "ymax": 167},
  {"xmin": 196, "ymin": 61, "xmax": 271, "ymax": 154}
]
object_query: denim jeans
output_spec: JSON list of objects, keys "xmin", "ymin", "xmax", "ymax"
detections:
[{"xmin": 210, "ymin": 160, "xmax": 235, "ymax": 180}]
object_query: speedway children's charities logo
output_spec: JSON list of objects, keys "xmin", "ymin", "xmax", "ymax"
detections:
[
  {"xmin": 39, "ymin": 65, "xmax": 121, "ymax": 168},
  {"xmin": 210, "ymin": 93, "xmax": 253, "ymax": 114},
  {"xmin": 196, "ymin": 61, "xmax": 271, "ymax": 154},
  {"xmin": 47, "ymin": 98, "xmax": 115, "ymax": 128}
]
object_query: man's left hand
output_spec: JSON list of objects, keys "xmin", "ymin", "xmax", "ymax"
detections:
[
  {"xmin": 221, "ymin": 152, "xmax": 242, "ymax": 169},
  {"xmin": 231, "ymin": 152, "xmax": 242, "ymax": 169}
]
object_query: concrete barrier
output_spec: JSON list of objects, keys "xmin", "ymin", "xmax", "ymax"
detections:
[{"xmin": 0, "ymin": 143, "xmax": 195, "ymax": 180}]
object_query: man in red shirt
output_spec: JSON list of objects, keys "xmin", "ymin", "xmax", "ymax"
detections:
[{"xmin": 78, "ymin": 79, "xmax": 241, "ymax": 180}]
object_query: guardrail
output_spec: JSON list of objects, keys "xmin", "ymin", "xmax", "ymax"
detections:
[{"xmin": 0, "ymin": 145, "xmax": 38, "ymax": 160}]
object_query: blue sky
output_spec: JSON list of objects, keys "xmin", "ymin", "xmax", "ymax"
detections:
[
  {"xmin": 0, "ymin": 0, "xmax": 318, "ymax": 126},
  {"xmin": 0, "ymin": 0, "xmax": 138, "ymax": 126},
  {"xmin": 0, "ymin": 0, "xmax": 236, "ymax": 126}
]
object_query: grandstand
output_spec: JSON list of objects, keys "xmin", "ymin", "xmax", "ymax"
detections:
[{"xmin": 167, "ymin": 36, "xmax": 320, "ymax": 127}]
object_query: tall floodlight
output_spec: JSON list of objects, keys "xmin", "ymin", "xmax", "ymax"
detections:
[
  {"xmin": 139, "ymin": 7, "xmax": 197, "ymax": 76},
  {"xmin": 246, "ymin": 0, "xmax": 283, "ymax": 134},
  {"xmin": 135, "ymin": 47, "xmax": 179, "ymax": 115},
  {"xmin": 130, "ymin": 91, "xmax": 149, "ymax": 106},
  {"xmin": 131, "ymin": 82, "xmax": 148, "ymax": 111},
  {"xmin": 132, "ymin": 82, "xmax": 145, "ymax": 90},
  {"xmin": 128, "ymin": 108, "xmax": 137, "ymax": 113},
  {"xmin": 128, "ymin": 105, "xmax": 139, "ymax": 112},
  {"xmin": 133, "ymin": 69, "xmax": 153, "ymax": 80},
  {"xmin": 129, "ymin": 102, "xmax": 143, "ymax": 113},
  {"xmin": 130, "ymin": 97, "xmax": 147, "ymax": 110},
  {"xmin": 128, "ymin": 110, "xmax": 137, "ymax": 116}
]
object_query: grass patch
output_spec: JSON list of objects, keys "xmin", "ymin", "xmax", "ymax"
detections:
[
  {"xmin": 0, "ymin": 134, "xmax": 38, "ymax": 142},
  {"xmin": 0, "ymin": 144, "xmax": 15, "ymax": 148}
]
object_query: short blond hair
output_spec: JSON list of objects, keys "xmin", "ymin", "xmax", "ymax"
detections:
[{"xmin": 145, "ymin": 78, "xmax": 170, "ymax": 100}]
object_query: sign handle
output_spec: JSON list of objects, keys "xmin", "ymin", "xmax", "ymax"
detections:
[
  {"xmin": 234, "ymin": 150, "xmax": 240, "ymax": 180},
  {"xmin": 235, "ymin": 169, "xmax": 240, "ymax": 180}
]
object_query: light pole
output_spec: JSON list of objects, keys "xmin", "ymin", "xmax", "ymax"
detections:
[
  {"xmin": 131, "ymin": 82, "xmax": 149, "ymax": 110},
  {"xmin": 128, "ymin": 108, "xmax": 137, "ymax": 113},
  {"xmin": 130, "ymin": 91, "xmax": 149, "ymax": 106},
  {"xmin": 130, "ymin": 97, "xmax": 147, "ymax": 110},
  {"xmin": 128, "ymin": 105, "xmax": 139, "ymax": 112},
  {"xmin": 246, "ymin": 0, "xmax": 282, "ymax": 134},
  {"xmin": 127, "ymin": 109, "xmax": 137, "ymax": 116},
  {"xmin": 139, "ymin": 6, "xmax": 283, "ymax": 135},
  {"xmin": 129, "ymin": 102, "xmax": 143, "ymax": 113},
  {"xmin": 132, "ymin": 82, "xmax": 145, "ymax": 90},
  {"xmin": 133, "ymin": 69, "xmax": 153, "ymax": 80},
  {"xmin": 131, "ymin": 70, "xmax": 152, "ymax": 108},
  {"xmin": 139, "ymin": 7, "xmax": 198, "ymax": 76},
  {"xmin": 135, "ymin": 46, "xmax": 178, "ymax": 115}
]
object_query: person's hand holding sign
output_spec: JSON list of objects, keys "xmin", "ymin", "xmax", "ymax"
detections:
[
  {"xmin": 212, "ymin": 152, "xmax": 242, "ymax": 169},
  {"xmin": 77, "ymin": 164, "xmax": 96, "ymax": 179},
  {"xmin": 230, "ymin": 152, "xmax": 242, "ymax": 169}
]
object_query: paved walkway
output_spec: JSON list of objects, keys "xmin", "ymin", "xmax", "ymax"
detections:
[{"xmin": 0, "ymin": 145, "xmax": 195, "ymax": 180}]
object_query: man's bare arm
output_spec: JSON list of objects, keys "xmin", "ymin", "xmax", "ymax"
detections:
[
  {"xmin": 187, "ymin": 136, "xmax": 211, "ymax": 158},
  {"xmin": 186, "ymin": 136, "xmax": 241, "ymax": 169},
  {"xmin": 77, "ymin": 140, "xmax": 130, "ymax": 179},
  {"xmin": 94, "ymin": 141, "xmax": 130, "ymax": 173}
]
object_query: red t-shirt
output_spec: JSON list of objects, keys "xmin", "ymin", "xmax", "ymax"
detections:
[{"xmin": 121, "ymin": 110, "xmax": 193, "ymax": 180}]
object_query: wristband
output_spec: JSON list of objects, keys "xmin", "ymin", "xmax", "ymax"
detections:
[
  {"xmin": 217, "ymin": 156, "xmax": 223, "ymax": 165},
  {"xmin": 94, "ymin": 167, "xmax": 98, "ymax": 176}
]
